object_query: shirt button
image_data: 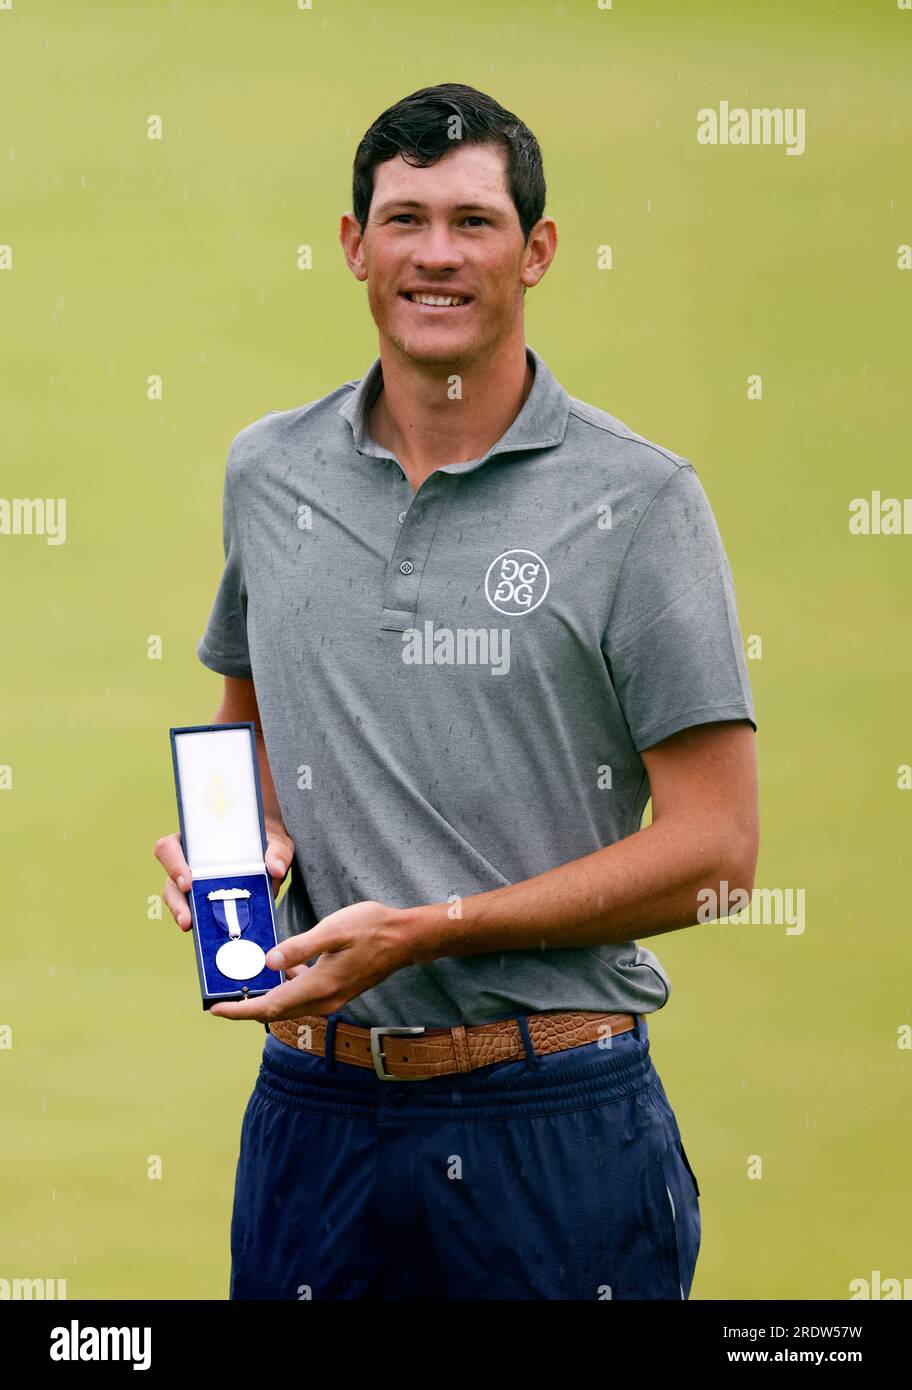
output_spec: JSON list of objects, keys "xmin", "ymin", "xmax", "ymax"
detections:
[
  {"xmin": 399, "ymin": 560, "xmax": 414, "ymax": 575},
  {"xmin": 398, "ymin": 510, "xmax": 408, "ymax": 524}
]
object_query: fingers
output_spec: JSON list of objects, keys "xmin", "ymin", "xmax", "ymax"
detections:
[
  {"xmin": 282, "ymin": 963, "xmax": 309, "ymax": 980},
  {"xmin": 154, "ymin": 827, "xmax": 297, "ymax": 928},
  {"xmin": 154, "ymin": 831, "xmax": 193, "ymax": 930},
  {"xmin": 209, "ymin": 965, "xmax": 340, "ymax": 1022},
  {"xmin": 264, "ymin": 925, "xmax": 330, "ymax": 971},
  {"xmin": 162, "ymin": 877, "xmax": 192, "ymax": 931},
  {"xmin": 264, "ymin": 828, "xmax": 296, "ymax": 895},
  {"xmin": 154, "ymin": 832, "xmax": 191, "ymax": 890}
]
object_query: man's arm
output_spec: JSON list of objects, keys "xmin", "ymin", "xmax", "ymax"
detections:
[
  {"xmin": 154, "ymin": 676, "xmax": 294, "ymax": 931},
  {"xmin": 214, "ymin": 677, "xmax": 290, "ymax": 849},
  {"xmin": 210, "ymin": 718, "xmax": 757, "ymax": 1022},
  {"xmin": 395, "ymin": 719, "xmax": 758, "ymax": 963}
]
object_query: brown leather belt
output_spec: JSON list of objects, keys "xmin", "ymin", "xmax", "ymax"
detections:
[{"xmin": 268, "ymin": 1010, "xmax": 642, "ymax": 1081}]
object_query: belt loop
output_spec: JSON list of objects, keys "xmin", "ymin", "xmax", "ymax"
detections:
[
  {"xmin": 634, "ymin": 1012, "xmax": 649, "ymax": 1045},
  {"xmin": 323, "ymin": 1012, "xmax": 340, "ymax": 1070},
  {"xmin": 516, "ymin": 1015, "xmax": 541, "ymax": 1070},
  {"xmin": 451, "ymin": 1024, "xmax": 472, "ymax": 1074}
]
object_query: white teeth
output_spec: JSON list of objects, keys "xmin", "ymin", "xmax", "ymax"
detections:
[{"xmin": 408, "ymin": 293, "xmax": 468, "ymax": 307}]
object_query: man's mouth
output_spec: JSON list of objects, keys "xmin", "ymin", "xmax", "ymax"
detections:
[{"xmin": 400, "ymin": 292, "xmax": 473, "ymax": 309}]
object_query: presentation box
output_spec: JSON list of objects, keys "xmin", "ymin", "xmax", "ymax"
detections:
[{"xmin": 169, "ymin": 722, "xmax": 285, "ymax": 1009}]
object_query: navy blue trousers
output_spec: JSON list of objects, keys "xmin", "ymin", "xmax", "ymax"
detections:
[{"xmin": 229, "ymin": 1013, "xmax": 701, "ymax": 1300}]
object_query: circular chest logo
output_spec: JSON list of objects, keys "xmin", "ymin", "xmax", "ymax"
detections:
[{"xmin": 484, "ymin": 549, "xmax": 550, "ymax": 616}]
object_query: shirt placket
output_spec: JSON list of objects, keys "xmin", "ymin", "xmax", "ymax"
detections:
[{"xmin": 379, "ymin": 472, "xmax": 449, "ymax": 632}]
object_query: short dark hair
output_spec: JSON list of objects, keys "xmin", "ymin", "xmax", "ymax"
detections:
[{"xmin": 352, "ymin": 83, "xmax": 546, "ymax": 244}]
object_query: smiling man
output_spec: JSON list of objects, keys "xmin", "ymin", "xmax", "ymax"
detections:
[{"xmin": 155, "ymin": 82, "xmax": 758, "ymax": 1301}]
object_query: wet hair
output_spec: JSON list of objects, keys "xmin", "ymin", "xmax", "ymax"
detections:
[{"xmin": 352, "ymin": 82, "xmax": 546, "ymax": 244}]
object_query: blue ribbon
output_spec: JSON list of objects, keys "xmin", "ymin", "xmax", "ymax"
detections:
[{"xmin": 211, "ymin": 896, "xmax": 251, "ymax": 937}]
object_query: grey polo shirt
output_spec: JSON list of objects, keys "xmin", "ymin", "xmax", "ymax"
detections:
[{"xmin": 197, "ymin": 344, "xmax": 756, "ymax": 1028}]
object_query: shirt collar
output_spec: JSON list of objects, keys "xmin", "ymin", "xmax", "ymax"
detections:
[{"xmin": 338, "ymin": 344, "xmax": 571, "ymax": 476}]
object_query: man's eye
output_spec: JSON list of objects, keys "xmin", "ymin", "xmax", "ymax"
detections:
[{"xmin": 389, "ymin": 215, "xmax": 488, "ymax": 227}]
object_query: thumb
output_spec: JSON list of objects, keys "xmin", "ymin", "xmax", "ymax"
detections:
[{"xmin": 266, "ymin": 924, "xmax": 328, "ymax": 970}]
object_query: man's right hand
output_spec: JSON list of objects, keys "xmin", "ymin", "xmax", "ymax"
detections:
[{"xmin": 154, "ymin": 824, "xmax": 296, "ymax": 932}]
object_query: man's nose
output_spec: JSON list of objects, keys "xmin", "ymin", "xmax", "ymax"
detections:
[{"xmin": 411, "ymin": 224, "xmax": 465, "ymax": 270}]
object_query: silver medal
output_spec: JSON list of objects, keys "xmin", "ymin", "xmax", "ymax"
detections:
[
  {"xmin": 215, "ymin": 937, "xmax": 267, "ymax": 981},
  {"xmin": 208, "ymin": 887, "xmax": 266, "ymax": 982}
]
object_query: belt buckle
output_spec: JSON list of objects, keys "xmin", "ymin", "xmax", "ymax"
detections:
[{"xmin": 369, "ymin": 1026, "xmax": 427, "ymax": 1080}]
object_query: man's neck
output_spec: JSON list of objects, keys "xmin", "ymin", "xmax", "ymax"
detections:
[{"xmin": 367, "ymin": 339, "xmax": 534, "ymax": 493}]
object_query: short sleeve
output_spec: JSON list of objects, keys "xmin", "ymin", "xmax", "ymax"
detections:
[
  {"xmin": 196, "ymin": 443, "xmax": 253, "ymax": 679},
  {"xmin": 602, "ymin": 463, "xmax": 756, "ymax": 752}
]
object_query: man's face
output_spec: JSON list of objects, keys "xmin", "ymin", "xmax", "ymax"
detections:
[{"xmin": 348, "ymin": 143, "xmax": 540, "ymax": 367}]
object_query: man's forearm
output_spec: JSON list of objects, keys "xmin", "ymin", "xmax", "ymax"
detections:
[
  {"xmin": 396, "ymin": 816, "xmax": 756, "ymax": 966},
  {"xmin": 251, "ymin": 730, "xmax": 286, "ymax": 834}
]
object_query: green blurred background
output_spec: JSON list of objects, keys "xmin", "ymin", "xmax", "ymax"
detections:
[{"xmin": 1, "ymin": 0, "xmax": 909, "ymax": 1300}]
